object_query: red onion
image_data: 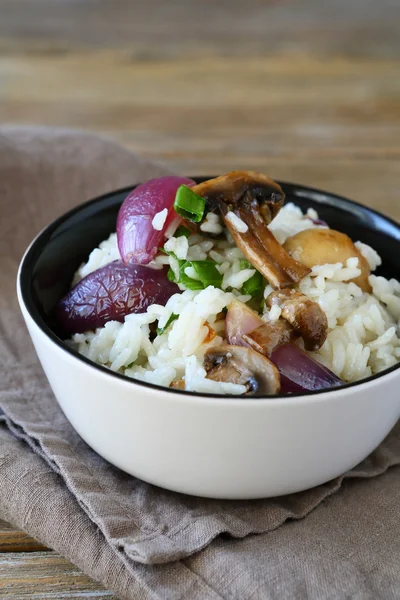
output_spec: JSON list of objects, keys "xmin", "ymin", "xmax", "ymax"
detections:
[
  {"xmin": 225, "ymin": 300, "xmax": 264, "ymax": 347},
  {"xmin": 117, "ymin": 176, "xmax": 195, "ymax": 265},
  {"xmin": 307, "ymin": 216, "xmax": 328, "ymax": 227},
  {"xmin": 270, "ymin": 344, "xmax": 342, "ymax": 394},
  {"xmin": 55, "ymin": 261, "xmax": 179, "ymax": 334}
]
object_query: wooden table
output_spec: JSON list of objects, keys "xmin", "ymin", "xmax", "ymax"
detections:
[{"xmin": 0, "ymin": 0, "xmax": 399, "ymax": 597}]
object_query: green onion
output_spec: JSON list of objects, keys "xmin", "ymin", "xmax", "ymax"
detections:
[
  {"xmin": 167, "ymin": 268, "xmax": 177, "ymax": 283},
  {"xmin": 178, "ymin": 267, "xmax": 204, "ymax": 290},
  {"xmin": 241, "ymin": 270, "xmax": 264, "ymax": 297},
  {"xmin": 168, "ymin": 258, "xmax": 223, "ymax": 291},
  {"xmin": 240, "ymin": 259, "xmax": 253, "ymax": 269},
  {"xmin": 174, "ymin": 225, "xmax": 191, "ymax": 238},
  {"xmin": 173, "ymin": 185, "xmax": 206, "ymax": 223},
  {"xmin": 239, "ymin": 259, "xmax": 264, "ymax": 297},
  {"xmin": 190, "ymin": 260, "xmax": 223, "ymax": 288},
  {"xmin": 157, "ymin": 313, "xmax": 178, "ymax": 336}
]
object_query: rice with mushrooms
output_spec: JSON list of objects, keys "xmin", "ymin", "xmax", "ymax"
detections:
[{"xmin": 70, "ymin": 203, "xmax": 400, "ymax": 393}]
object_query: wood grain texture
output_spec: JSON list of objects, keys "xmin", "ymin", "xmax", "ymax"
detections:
[
  {"xmin": 0, "ymin": 552, "xmax": 117, "ymax": 599},
  {"xmin": 0, "ymin": 519, "xmax": 46, "ymax": 553},
  {"xmin": 0, "ymin": 0, "xmax": 399, "ymax": 58},
  {"xmin": 0, "ymin": 0, "xmax": 399, "ymax": 598},
  {"xmin": 1, "ymin": 52, "xmax": 399, "ymax": 220},
  {"xmin": 0, "ymin": 1, "xmax": 399, "ymax": 221}
]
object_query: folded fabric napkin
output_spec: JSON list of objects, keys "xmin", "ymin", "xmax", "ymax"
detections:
[{"xmin": 1, "ymin": 126, "xmax": 399, "ymax": 599}]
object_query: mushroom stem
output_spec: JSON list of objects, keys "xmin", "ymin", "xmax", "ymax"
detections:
[
  {"xmin": 221, "ymin": 205, "xmax": 292, "ymax": 289},
  {"xmin": 266, "ymin": 289, "xmax": 328, "ymax": 351},
  {"xmin": 243, "ymin": 319, "xmax": 298, "ymax": 356},
  {"xmin": 240, "ymin": 199, "xmax": 311, "ymax": 283}
]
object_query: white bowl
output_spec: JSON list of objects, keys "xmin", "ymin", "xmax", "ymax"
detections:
[{"xmin": 17, "ymin": 181, "xmax": 400, "ymax": 499}]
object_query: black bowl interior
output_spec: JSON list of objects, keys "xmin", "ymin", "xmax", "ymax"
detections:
[{"xmin": 20, "ymin": 178, "xmax": 400, "ymax": 397}]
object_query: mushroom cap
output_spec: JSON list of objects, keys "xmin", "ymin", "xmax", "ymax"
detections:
[
  {"xmin": 284, "ymin": 228, "xmax": 371, "ymax": 292},
  {"xmin": 204, "ymin": 344, "xmax": 281, "ymax": 395},
  {"xmin": 192, "ymin": 171, "xmax": 285, "ymax": 219}
]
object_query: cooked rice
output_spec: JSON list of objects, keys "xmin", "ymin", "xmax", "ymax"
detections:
[
  {"xmin": 71, "ymin": 203, "xmax": 400, "ymax": 394},
  {"xmin": 225, "ymin": 211, "xmax": 248, "ymax": 233},
  {"xmin": 151, "ymin": 208, "xmax": 168, "ymax": 231}
]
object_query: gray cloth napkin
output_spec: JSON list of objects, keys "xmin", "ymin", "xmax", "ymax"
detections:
[{"xmin": 0, "ymin": 126, "xmax": 399, "ymax": 599}]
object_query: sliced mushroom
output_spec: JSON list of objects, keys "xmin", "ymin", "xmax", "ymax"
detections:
[
  {"xmin": 226, "ymin": 296, "xmax": 327, "ymax": 355},
  {"xmin": 243, "ymin": 319, "xmax": 298, "ymax": 356},
  {"xmin": 266, "ymin": 289, "xmax": 328, "ymax": 351},
  {"xmin": 192, "ymin": 171, "xmax": 285, "ymax": 220},
  {"xmin": 192, "ymin": 171, "xmax": 311, "ymax": 289},
  {"xmin": 203, "ymin": 344, "xmax": 280, "ymax": 395},
  {"xmin": 284, "ymin": 228, "xmax": 371, "ymax": 292}
]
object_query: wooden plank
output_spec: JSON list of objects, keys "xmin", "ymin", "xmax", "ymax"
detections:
[
  {"xmin": 0, "ymin": 520, "xmax": 47, "ymax": 553},
  {"xmin": 0, "ymin": 52, "xmax": 399, "ymax": 220},
  {"xmin": 0, "ymin": 552, "xmax": 118, "ymax": 599},
  {"xmin": 0, "ymin": 0, "xmax": 399, "ymax": 58}
]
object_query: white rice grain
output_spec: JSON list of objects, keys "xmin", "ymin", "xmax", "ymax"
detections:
[
  {"xmin": 225, "ymin": 211, "xmax": 248, "ymax": 233},
  {"xmin": 152, "ymin": 208, "xmax": 168, "ymax": 231},
  {"xmin": 200, "ymin": 213, "xmax": 223, "ymax": 235},
  {"xmin": 164, "ymin": 235, "xmax": 189, "ymax": 260}
]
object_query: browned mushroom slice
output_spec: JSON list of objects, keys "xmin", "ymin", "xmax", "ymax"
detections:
[
  {"xmin": 192, "ymin": 170, "xmax": 285, "ymax": 220},
  {"xmin": 266, "ymin": 289, "xmax": 328, "ymax": 351},
  {"xmin": 192, "ymin": 171, "xmax": 310, "ymax": 289},
  {"xmin": 243, "ymin": 319, "xmax": 298, "ymax": 356},
  {"xmin": 220, "ymin": 205, "xmax": 293, "ymax": 289},
  {"xmin": 237, "ymin": 198, "xmax": 311, "ymax": 283},
  {"xmin": 203, "ymin": 344, "xmax": 280, "ymax": 395}
]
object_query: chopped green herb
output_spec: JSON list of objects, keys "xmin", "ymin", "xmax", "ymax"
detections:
[
  {"xmin": 174, "ymin": 225, "xmax": 191, "ymax": 238},
  {"xmin": 190, "ymin": 260, "xmax": 223, "ymax": 288},
  {"xmin": 157, "ymin": 313, "xmax": 179, "ymax": 336},
  {"xmin": 240, "ymin": 259, "xmax": 253, "ymax": 269},
  {"xmin": 173, "ymin": 185, "xmax": 206, "ymax": 223},
  {"xmin": 167, "ymin": 268, "xmax": 177, "ymax": 283},
  {"xmin": 239, "ymin": 259, "xmax": 263, "ymax": 297},
  {"xmin": 241, "ymin": 270, "xmax": 264, "ymax": 297},
  {"xmin": 167, "ymin": 257, "xmax": 222, "ymax": 290},
  {"xmin": 178, "ymin": 265, "xmax": 204, "ymax": 290}
]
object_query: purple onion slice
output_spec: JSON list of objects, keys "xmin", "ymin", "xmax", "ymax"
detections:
[
  {"xmin": 117, "ymin": 176, "xmax": 195, "ymax": 265},
  {"xmin": 55, "ymin": 260, "xmax": 179, "ymax": 334},
  {"xmin": 270, "ymin": 344, "xmax": 343, "ymax": 394}
]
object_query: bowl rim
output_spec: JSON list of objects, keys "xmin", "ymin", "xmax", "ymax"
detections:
[{"xmin": 18, "ymin": 178, "xmax": 400, "ymax": 402}]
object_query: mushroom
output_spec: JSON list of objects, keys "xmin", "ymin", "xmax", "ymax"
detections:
[
  {"xmin": 226, "ymin": 295, "xmax": 327, "ymax": 355},
  {"xmin": 283, "ymin": 228, "xmax": 371, "ymax": 292},
  {"xmin": 203, "ymin": 344, "xmax": 281, "ymax": 395},
  {"xmin": 265, "ymin": 289, "xmax": 328, "ymax": 351},
  {"xmin": 243, "ymin": 318, "xmax": 298, "ymax": 356},
  {"xmin": 192, "ymin": 171, "xmax": 311, "ymax": 289}
]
